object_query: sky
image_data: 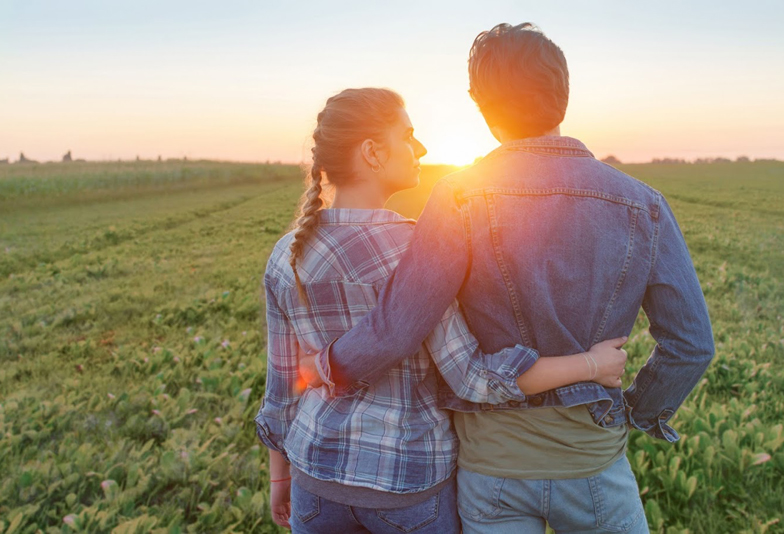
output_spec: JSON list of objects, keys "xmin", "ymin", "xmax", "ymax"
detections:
[{"xmin": 1, "ymin": 0, "xmax": 783, "ymax": 165}]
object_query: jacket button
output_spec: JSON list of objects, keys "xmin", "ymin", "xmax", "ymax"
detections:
[
  {"xmin": 530, "ymin": 397, "xmax": 543, "ymax": 407},
  {"xmin": 604, "ymin": 415, "xmax": 614, "ymax": 424}
]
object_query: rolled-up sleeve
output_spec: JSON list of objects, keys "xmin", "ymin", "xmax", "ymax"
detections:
[
  {"xmin": 254, "ymin": 273, "xmax": 301, "ymax": 460},
  {"xmin": 424, "ymin": 301, "xmax": 538, "ymax": 404}
]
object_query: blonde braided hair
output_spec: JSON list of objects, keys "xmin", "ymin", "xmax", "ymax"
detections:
[{"xmin": 289, "ymin": 159, "xmax": 324, "ymax": 305}]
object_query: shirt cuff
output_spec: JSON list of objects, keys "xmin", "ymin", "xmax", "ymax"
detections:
[
  {"xmin": 316, "ymin": 339, "xmax": 370, "ymax": 398},
  {"xmin": 482, "ymin": 345, "xmax": 539, "ymax": 401},
  {"xmin": 625, "ymin": 404, "xmax": 680, "ymax": 442},
  {"xmin": 254, "ymin": 418, "xmax": 290, "ymax": 462}
]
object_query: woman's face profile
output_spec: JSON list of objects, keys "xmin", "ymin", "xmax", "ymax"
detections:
[{"xmin": 376, "ymin": 107, "xmax": 427, "ymax": 195}]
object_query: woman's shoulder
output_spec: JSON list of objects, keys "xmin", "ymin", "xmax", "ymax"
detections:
[{"xmin": 264, "ymin": 213, "xmax": 417, "ymax": 292}]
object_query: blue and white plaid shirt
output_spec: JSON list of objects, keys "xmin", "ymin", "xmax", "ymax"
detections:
[{"xmin": 255, "ymin": 208, "xmax": 538, "ymax": 494}]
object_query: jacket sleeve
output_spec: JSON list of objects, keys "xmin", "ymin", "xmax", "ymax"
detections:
[
  {"xmin": 254, "ymin": 272, "xmax": 301, "ymax": 461},
  {"xmin": 315, "ymin": 179, "xmax": 537, "ymax": 397},
  {"xmin": 624, "ymin": 195, "xmax": 715, "ymax": 442}
]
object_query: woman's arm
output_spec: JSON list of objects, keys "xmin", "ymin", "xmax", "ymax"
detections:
[
  {"xmin": 515, "ymin": 337, "xmax": 628, "ymax": 395},
  {"xmin": 254, "ymin": 275, "xmax": 302, "ymax": 456},
  {"xmin": 420, "ymin": 301, "xmax": 627, "ymax": 404},
  {"xmin": 299, "ymin": 300, "xmax": 627, "ymax": 402},
  {"xmin": 268, "ymin": 449, "xmax": 292, "ymax": 529},
  {"xmin": 255, "ymin": 271, "xmax": 300, "ymax": 529}
]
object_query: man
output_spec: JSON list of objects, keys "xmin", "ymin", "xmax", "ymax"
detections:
[{"xmin": 304, "ymin": 23, "xmax": 713, "ymax": 533}]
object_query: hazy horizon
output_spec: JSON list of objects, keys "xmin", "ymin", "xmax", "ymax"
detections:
[{"xmin": 2, "ymin": 0, "xmax": 783, "ymax": 165}]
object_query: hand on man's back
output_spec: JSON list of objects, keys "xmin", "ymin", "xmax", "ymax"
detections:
[{"xmin": 296, "ymin": 348, "xmax": 323, "ymax": 391}]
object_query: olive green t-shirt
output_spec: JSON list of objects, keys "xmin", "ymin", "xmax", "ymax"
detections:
[{"xmin": 453, "ymin": 405, "xmax": 628, "ymax": 479}]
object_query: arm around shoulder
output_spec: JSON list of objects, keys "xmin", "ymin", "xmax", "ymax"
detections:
[{"xmin": 319, "ymin": 179, "xmax": 473, "ymax": 395}]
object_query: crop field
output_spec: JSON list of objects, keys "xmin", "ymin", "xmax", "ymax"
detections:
[{"xmin": 1, "ymin": 160, "xmax": 783, "ymax": 533}]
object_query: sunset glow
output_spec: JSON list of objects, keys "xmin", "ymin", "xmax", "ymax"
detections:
[{"xmin": 1, "ymin": 1, "xmax": 782, "ymax": 165}]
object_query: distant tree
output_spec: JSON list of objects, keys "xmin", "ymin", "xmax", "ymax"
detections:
[
  {"xmin": 0, "ymin": 158, "xmax": 8, "ymax": 165},
  {"xmin": 652, "ymin": 157, "xmax": 687, "ymax": 164},
  {"xmin": 714, "ymin": 157, "xmax": 732, "ymax": 163},
  {"xmin": 736, "ymin": 156, "xmax": 750, "ymax": 163},
  {"xmin": 62, "ymin": 150, "xmax": 72, "ymax": 162},
  {"xmin": 601, "ymin": 155, "xmax": 621, "ymax": 165},
  {"xmin": 157, "ymin": 155, "xmax": 162, "ymax": 162},
  {"xmin": 17, "ymin": 152, "xmax": 37, "ymax": 164}
]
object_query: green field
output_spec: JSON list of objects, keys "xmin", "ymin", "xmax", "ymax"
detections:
[{"xmin": 1, "ymin": 160, "xmax": 783, "ymax": 533}]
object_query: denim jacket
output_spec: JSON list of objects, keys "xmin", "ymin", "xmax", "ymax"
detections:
[{"xmin": 318, "ymin": 135, "xmax": 714, "ymax": 442}]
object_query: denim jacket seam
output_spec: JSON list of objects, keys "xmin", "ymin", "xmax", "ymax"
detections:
[
  {"xmin": 592, "ymin": 207, "xmax": 639, "ymax": 344},
  {"xmin": 460, "ymin": 188, "xmax": 654, "ymax": 216},
  {"xmin": 645, "ymin": 197, "xmax": 663, "ymax": 288},
  {"xmin": 456, "ymin": 186, "xmax": 474, "ymax": 279},
  {"xmin": 485, "ymin": 192, "xmax": 532, "ymax": 346},
  {"xmin": 514, "ymin": 148, "xmax": 593, "ymax": 158}
]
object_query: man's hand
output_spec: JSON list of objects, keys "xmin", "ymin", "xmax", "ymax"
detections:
[
  {"xmin": 297, "ymin": 346, "xmax": 323, "ymax": 392},
  {"xmin": 269, "ymin": 478, "xmax": 292, "ymax": 529}
]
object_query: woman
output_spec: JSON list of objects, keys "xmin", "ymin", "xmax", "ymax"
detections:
[{"xmin": 254, "ymin": 88, "xmax": 627, "ymax": 533}]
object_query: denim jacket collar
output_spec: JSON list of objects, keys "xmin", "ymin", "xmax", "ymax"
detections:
[
  {"xmin": 486, "ymin": 135, "xmax": 595, "ymax": 159},
  {"xmin": 318, "ymin": 208, "xmax": 414, "ymax": 226}
]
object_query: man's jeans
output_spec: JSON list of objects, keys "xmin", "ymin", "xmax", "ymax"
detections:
[
  {"xmin": 457, "ymin": 456, "xmax": 649, "ymax": 534},
  {"xmin": 290, "ymin": 477, "xmax": 460, "ymax": 534}
]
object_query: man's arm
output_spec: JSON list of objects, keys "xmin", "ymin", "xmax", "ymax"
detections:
[
  {"xmin": 316, "ymin": 179, "xmax": 477, "ymax": 396},
  {"xmin": 624, "ymin": 196, "xmax": 715, "ymax": 442}
]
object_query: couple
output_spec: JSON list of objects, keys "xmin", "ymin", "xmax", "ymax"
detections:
[{"xmin": 255, "ymin": 23, "xmax": 713, "ymax": 533}]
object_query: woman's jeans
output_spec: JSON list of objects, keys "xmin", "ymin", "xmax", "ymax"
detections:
[
  {"xmin": 457, "ymin": 456, "xmax": 649, "ymax": 534},
  {"xmin": 290, "ymin": 476, "xmax": 460, "ymax": 534}
]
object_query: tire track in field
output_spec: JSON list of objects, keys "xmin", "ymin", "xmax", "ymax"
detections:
[
  {"xmin": 0, "ymin": 183, "xmax": 294, "ymax": 278},
  {"xmin": 666, "ymin": 193, "xmax": 784, "ymax": 217}
]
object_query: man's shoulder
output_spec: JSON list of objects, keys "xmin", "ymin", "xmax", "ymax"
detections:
[
  {"xmin": 440, "ymin": 152, "xmax": 664, "ymax": 219},
  {"xmin": 592, "ymin": 161, "xmax": 664, "ymax": 218}
]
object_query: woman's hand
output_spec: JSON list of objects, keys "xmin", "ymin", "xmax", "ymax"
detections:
[
  {"xmin": 297, "ymin": 347, "xmax": 323, "ymax": 391},
  {"xmin": 585, "ymin": 337, "xmax": 628, "ymax": 388},
  {"xmin": 270, "ymin": 477, "xmax": 292, "ymax": 529}
]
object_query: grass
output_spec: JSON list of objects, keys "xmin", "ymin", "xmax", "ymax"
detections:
[{"xmin": 0, "ymin": 160, "xmax": 782, "ymax": 533}]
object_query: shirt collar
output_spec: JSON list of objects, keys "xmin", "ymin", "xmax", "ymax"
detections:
[
  {"xmin": 487, "ymin": 135, "xmax": 594, "ymax": 159},
  {"xmin": 318, "ymin": 208, "xmax": 413, "ymax": 225}
]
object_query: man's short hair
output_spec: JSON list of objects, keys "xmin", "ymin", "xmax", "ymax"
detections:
[{"xmin": 468, "ymin": 23, "xmax": 569, "ymax": 139}]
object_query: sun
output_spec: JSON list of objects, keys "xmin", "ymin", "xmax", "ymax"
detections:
[{"xmin": 420, "ymin": 129, "xmax": 497, "ymax": 166}]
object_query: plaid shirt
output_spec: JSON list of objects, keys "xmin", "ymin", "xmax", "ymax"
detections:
[{"xmin": 255, "ymin": 209, "xmax": 538, "ymax": 494}]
